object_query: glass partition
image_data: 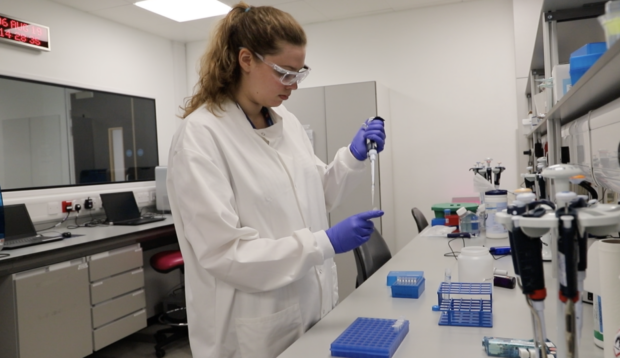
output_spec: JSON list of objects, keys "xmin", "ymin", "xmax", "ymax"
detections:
[{"xmin": 0, "ymin": 75, "xmax": 158, "ymax": 190}]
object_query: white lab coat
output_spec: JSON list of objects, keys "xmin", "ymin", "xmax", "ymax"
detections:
[{"xmin": 167, "ymin": 100, "xmax": 366, "ymax": 358}]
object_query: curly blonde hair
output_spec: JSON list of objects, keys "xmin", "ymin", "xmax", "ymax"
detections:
[{"xmin": 182, "ymin": 2, "xmax": 307, "ymax": 118}]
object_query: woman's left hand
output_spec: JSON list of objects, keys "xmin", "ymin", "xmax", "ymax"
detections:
[{"xmin": 349, "ymin": 118, "xmax": 386, "ymax": 161}]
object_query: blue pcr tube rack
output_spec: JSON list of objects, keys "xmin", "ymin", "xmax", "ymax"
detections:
[
  {"xmin": 330, "ymin": 317, "xmax": 409, "ymax": 358},
  {"xmin": 436, "ymin": 282, "xmax": 493, "ymax": 327}
]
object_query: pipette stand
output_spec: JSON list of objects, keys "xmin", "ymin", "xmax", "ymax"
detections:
[{"xmin": 498, "ymin": 198, "xmax": 620, "ymax": 358}]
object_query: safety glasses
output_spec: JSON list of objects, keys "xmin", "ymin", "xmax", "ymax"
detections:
[{"xmin": 254, "ymin": 52, "xmax": 311, "ymax": 86}]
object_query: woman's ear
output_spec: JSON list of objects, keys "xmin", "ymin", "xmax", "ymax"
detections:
[{"xmin": 238, "ymin": 48, "xmax": 254, "ymax": 73}]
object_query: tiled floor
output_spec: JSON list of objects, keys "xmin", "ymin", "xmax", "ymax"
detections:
[{"xmin": 86, "ymin": 324, "xmax": 192, "ymax": 358}]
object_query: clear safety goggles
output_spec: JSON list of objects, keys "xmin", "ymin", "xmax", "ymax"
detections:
[{"xmin": 254, "ymin": 52, "xmax": 311, "ymax": 86}]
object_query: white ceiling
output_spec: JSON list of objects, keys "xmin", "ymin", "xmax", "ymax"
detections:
[{"xmin": 50, "ymin": 0, "xmax": 471, "ymax": 42}]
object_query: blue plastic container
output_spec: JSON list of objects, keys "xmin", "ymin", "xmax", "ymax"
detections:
[
  {"xmin": 386, "ymin": 271, "xmax": 424, "ymax": 286},
  {"xmin": 330, "ymin": 317, "xmax": 409, "ymax": 358},
  {"xmin": 391, "ymin": 277, "xmax": 425, "ymax": 299},
  {"xmin": 569, "ymin": 42, "xmax": 607, "ymax": 85}
]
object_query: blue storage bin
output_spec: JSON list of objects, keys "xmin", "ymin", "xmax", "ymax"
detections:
[
  {"xmin": 330, "ymin": 317, "xmax": 409, "ymax": 358},
  {"xmin": 386, "ymin": 271, "xmax": 424, "ymax": 286},
  {"xmin": 569, "ymin": 42, "xmax": 607, "ymax": 85}
]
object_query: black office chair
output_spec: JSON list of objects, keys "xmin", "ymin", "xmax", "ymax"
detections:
[
  {"xmin": 411, "ymin": 207, "xmax": 429, "ymax": 234},
  {"xmin": 353, "ymin": 228, "xmax": 392, "ymax": 288}
]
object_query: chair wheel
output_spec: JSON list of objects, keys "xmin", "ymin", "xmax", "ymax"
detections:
[
  {"xmin": 155, "ymin": 332, "xmax": 167, "ymax": 343},
  {"xmin": 156, "ymin": 348, "xmax": 166, "ymax": 358}
]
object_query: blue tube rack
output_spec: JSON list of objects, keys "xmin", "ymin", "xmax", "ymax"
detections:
[
  {"xmin": 436, "ymin": 282, "xmax": 493, "ymax": 327},
  {"xmin": 330, "ymin": 317, "xmax": 409, "ymax": 358}
]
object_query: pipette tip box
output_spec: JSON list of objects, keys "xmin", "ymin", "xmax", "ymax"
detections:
[
  {"xmin": 330, "ymin": 317, "xmax": 409, "ymax": 358},
  {"xmin": 386, "ymin": 271, "xmax": 424, "ymax": 286},
  {"xmin": 390, "ymin": 277, "xmax": 425, "ymax": 299},
  {"xmin": 436, "ymin": 282, "xmax": 493, "ymax": 327}
]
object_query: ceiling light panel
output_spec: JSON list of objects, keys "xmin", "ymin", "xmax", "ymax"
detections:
[{"xmin": 135, "ymin": 0, "xmax": 232, "ymax": 22}]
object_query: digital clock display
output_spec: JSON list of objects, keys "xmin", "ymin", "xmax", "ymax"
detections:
[{"xmin": 0, "ymin": 13, "xmax": 50, "ymax": 51}]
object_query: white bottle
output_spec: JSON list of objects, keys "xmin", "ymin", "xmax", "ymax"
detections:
[{"xmin": 458, "ymin": 246, "xmax": 494, "ymax": 283}]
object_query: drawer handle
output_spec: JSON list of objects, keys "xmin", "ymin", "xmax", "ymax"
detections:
[
  {"xmin": 133, "ymin": 290, "xmax": 145, "ymax": 297},
  {"xmin": 93, "ymin": 282, "xmax": 103, "ymax": 287},
  {"xmin": 131, "ymin": 269, "xmax": 143, "ymax": 275}
]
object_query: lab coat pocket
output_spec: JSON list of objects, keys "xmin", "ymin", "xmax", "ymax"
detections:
[{"xmin": 235, "ymin": 304, "xmax": 303, "ymax": 358}]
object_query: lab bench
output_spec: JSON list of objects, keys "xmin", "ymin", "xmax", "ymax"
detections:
[
  {"xmin": 0, "ymin": 217, "xmax": 177, "ymax": 358},
  {"xmin": 278, "ymin": 232, "xmax": 604, "ymax": 358}
]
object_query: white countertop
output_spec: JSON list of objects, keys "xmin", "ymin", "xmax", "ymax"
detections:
[{"xmin": 278, "ymin": 232, "xmax": 603, "ymax": 358}]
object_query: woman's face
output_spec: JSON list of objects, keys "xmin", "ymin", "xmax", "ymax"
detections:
[{"xmin": 242, "ymin": 43, "xmax": 306, "ymax": 108}]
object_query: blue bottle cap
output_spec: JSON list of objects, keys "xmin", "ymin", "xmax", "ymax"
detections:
[
  {"xmin": 432, "ymin": 305, "xmax": 440, "ymax": 311},
  {"xmin": 485, "ymin": 189, "xmax": 508, "ymax": 195}
]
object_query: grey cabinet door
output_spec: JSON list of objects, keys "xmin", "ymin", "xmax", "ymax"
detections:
[
  {"xmin": 14, "ymin": 259, "xmax": 92, "ymax": 358},
  {"xmin": 285, "ymin": 82, "xmax": 382, "ymax": 301},
  {"xmin": 325, "ymin": 82, "xmax": 381, "ymax": 231}
]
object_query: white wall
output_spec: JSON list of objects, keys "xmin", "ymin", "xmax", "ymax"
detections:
[
  {"xmin": 187, "ymin": 0, "xmax": 519, "ymax": 250},
  {"xmin": 0, "ymin": 0, "xmax": 187, "ymax": 222}
]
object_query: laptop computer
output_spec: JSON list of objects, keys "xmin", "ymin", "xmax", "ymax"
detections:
[
  {"xmin": 100, "ymin": 191, "xmax": 165, "ymax": 226},
  {"xmin": 3, "ymin": 204, "xmax": 64, "ymax": 249}
]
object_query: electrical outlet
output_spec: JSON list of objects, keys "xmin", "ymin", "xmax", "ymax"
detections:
[{"xmin": 62, "ymin": 200, "xmax": 73, "ymax": 213}]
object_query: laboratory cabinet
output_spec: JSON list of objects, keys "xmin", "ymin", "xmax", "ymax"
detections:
[
  {"xmin": 0, "ymin": 244, "xmax": 146, "ymax": 358},
  {"xmin": 284, "ymin": 81, "xmax": 393, "ymax": 300},
  {"xmin": 0, "ymin": 258, "xmax": 92, "ymax": 358}
]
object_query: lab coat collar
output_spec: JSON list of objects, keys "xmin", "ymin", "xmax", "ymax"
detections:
[{"xmin": 229, "ymin": 101, "xmax": 285, "ymax": 146}]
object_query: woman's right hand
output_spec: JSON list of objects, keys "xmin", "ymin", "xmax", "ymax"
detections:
[{"xmin": 326, "ymin": 210, "xmax": 384, "ymax": 254}]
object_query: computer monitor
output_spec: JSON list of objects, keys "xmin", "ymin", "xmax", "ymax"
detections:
[
  {"xmin": 4, "ymin": 204, "xmax": 39, "ymax": 239},
  {"xmin": 100, "ymin": 192, "xmax": 142, "ymax": 223}
]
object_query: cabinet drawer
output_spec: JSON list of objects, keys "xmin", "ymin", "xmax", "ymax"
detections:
[
  {"xmin": 91, "ymin": 268, "xmax": 144, "ymax": 305},
  {"xmin": 93, "ymin": 309, "xmax": 146, "ymax": 351},
  {"xmin": 89, "ymin": 244, "xmax": 143, "ymax": 281},
  {"xmin": 92, "ymin": 289, "xmax": 146, "ymax": 328}
]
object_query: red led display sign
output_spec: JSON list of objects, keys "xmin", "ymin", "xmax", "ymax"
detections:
[{"xmin": 0, "ymin": 13, "xmax": 50, "ymax": 51}]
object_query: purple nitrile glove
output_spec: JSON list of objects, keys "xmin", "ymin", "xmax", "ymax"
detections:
[
  {"xmin": 326, "ymin": 210, "xmax": 384, "ymax": 254},
  {"xmin": 349, "ymin": 119, "xmax": 386, "ymax": 161}
]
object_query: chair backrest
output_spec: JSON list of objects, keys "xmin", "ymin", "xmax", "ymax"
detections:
[
  {"xmin": 411, "ymin": 207, "xmax": 429, "ymax": 233},
  {"xmin": 353, "ymin": 228, "xmax": 392, "ymax": 288}
]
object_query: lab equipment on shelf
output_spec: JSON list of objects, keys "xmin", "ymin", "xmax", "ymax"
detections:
[
  {"xmin": 599, "ymin": 0, "xmax": 620, "ymax": 49},
  {"xmin": 431, "ymin": 203, "xmax": 479, "ymax": 219},
  {"xmin": 435, "ymin": 282, "xmax": 493, "ymax": 327},
  {"xmin": 569, "ymin": 42, "xmax": 607, "ymax": 86},
  {"xmin": 330, "ymin": 317, "xmax": 409, "ymax": 358}
]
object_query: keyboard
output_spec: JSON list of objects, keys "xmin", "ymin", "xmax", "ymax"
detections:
[
  {"xmin": 112, "ymin": 217, "xmax": 165, "ymax": 226},
  {"xmin": 3, "ymin": 235, "xmax": 63, "ymax": 249}
]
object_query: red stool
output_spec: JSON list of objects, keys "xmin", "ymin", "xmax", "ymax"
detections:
[{"xmin": 150, "ymin": 250, "xmax": 187, "ymax": 358}]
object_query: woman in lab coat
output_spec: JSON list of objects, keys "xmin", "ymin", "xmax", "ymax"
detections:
[{"xmin": 167, "ymin": 3, "xmax": 386, "ymax": 358}]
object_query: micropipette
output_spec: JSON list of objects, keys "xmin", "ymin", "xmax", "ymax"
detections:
[{"xmin": 366, "ymin": 116, "xmax": 385, "ymax": 208}]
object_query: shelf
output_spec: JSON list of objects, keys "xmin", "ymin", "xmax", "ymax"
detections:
[{"xmin": 531, "ymin": 38, "xmax": 620, "ymax": 136}]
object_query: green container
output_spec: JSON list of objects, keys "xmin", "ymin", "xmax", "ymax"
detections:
[{"xmin": 431, "ymin": 203, "xmax": 479, "ymax": 218}]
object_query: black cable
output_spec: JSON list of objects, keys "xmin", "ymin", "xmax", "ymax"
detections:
[
  {"xmin": 37, "ymin": 212, "xmax": 71, "ymax": 232},
  {"xmin": 492, "ymin": 254, "xmax": 510, "ymax": 260},
  {"xmin": 444, "ymin": 238, "xmax": 466, "ymax": 259}
]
